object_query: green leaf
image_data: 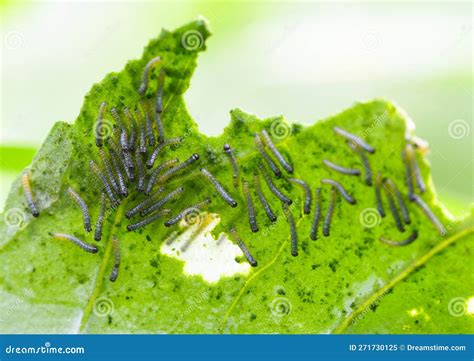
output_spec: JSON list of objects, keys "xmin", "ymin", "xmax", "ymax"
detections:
[{"xmin": 0, "ymin": 19, "xmax": 472, "ymax": 334}]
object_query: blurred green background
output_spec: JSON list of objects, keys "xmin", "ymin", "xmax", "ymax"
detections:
[{"xmin": 0, "ymin": 0, "xmax": 472, "ymax": 215}]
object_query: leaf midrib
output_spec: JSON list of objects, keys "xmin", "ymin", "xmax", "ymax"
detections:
[{"xmin": 333, "ymin": 225, "xmax": 474, "ymax": 333}]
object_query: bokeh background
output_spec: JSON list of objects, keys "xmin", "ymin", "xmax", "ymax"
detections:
[{"xmin": 0, "ymin": 0, "xmax": 472, "ymax": 215}]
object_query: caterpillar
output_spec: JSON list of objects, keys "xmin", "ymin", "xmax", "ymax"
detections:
[
  {"xmin": 409, "ymin": 143, "xmax": 426, "ymax": 193},
  {"xmin": 50, "ymin": 232, "xmax": 98, "ymax": 254},
  {"xmin": 242, "ymin": 180, "xmax": 258, "ymax": 232},
  {"xmin": 155, "ymin": 113, "xmax": 165, "ymax": 145},
  {"xmin": 260, "ymin": 129, "xmax": 293, "ymax": 174},
  {"xmin": 402, "ymin": 145, "xmax": 415, "ymax": 200},
  {"xmin": 145, "ymin": 112, "xmax": 155, "ymax": 147},
  {"xmin": 379, "ymin": 231, "xmax": 418, "ymax": 247},
  {"xmin": 94, "ymin": 193, "xmax": 106, "ymax": 241},
  {"xmin": 120, "ymin": 126, "xmax": 130, "ymax": 152},
  {"xmin": 140, "ymin": 187, "xmax": 184, "ymax": 217},
  {"xmin": 139, "ymin": 100, "xmax": 155, "ymax": 147},
  {"xmin": 111, "ymin": 125, "xmax": 135, "ymax": 174},
  {"xmin": 333, "ymin": 126, "xmax": 375, "ymax": 154},
  {"xmin": 164, "ymin": 199, "xmax": 211, "ymax": 227},
  {"xmin": 145, "ymin": 158, "xmax": 180, "ymax": 195},
  {"xmin": 349, "ymin": 143, "xmax": 372, "ymax": 185},
  {"xmin": 107, "ymin": 110, "xmax": 120, "ymax": 130},
  {"xmin": 67, "ymin": 187, "xmax": 92, "ymax": 232},
  {"xmin": 135, "ymin": 108, "xmax": 147, "ymax": 154},
  {"xmin": 258, "ymin": 163, "xmax": 292, "ymax": 205},
  {"xmin": 124, "ymin": 107, "xmax": 137, "ymax": 151},
  {"xmin": 384, "ymin": 178, "xmax": 411, "ymax": 225},
  {"xmin": 146, "ymin": 140, "xmax": 166, "ymax": 169},
  {"xmin": 374, "ymin": 172, "xmax": 385, "ymax": 217},
  {"xmin": 382, "ymin": 180, "xmax": 405, "ymax": 232},
  {"xmin": 283, "ymin": 204, "xmax": 298, "ymax": 257},
  {"xmin": 95, "ymin": 101, "xmax": 107, "ymax": 148},
  {"xmin": 135, "ymin": 149, "xmax": 145, "ymax": 193},
  {"xmin": 109, "ymin": 137, "xmax": 134, "ymax": 182},
  {"xmin": 110, "ymin": 108, "xmax": 129, "ymax": 152},
  {"xmin": 323, "ymin": 159, "xmax": 360, "ymax": 176},
  {"xmin": 21, "ymin": 172, "xmax": 40, "ymax": 217},
  {"xmin": 321, "ymin": 178, "xmax": 356, "ymax": 205},
  {"xmin": 404, "ymin": 143, "xmax": 425, "ymax": 195},
  {"xmin": 138, "ymin": 55, "xmax": 162, "ymax": 95},
  {"xmin": 230, "ymin": 227, "xmax": 257, "ymax": 267},
  {"xmin": 287, "ymin": 178, "xmax": 311, "ymax": 214},
  {"xmin": 254, "ymin": 133, "xmax": 281, "ymax": 178},
  {"xmin": 125, "ymin": 187, "xmax": 164, "ymax": 219},
  {"xmin": 109, "ymin": 149, "xmax": 128, "ymax": 197},
  {"xmin": 109, "ymin": 236, "xmax": 121, "ymax": 282},
  {"xmin": 127, "ymin": 209, "xmax": 171, "ymax": 231},
  {"xmin": 155, "ymin": 68, "xmax": 165, "ymax": 115},
  {"xmin": 323, "ymin": 187, "xmax": 337, "ymax": 237},
  {"xmin": 310, "ymin": 187, "xmax": 322, "ymax": 240},
  {"xmin": 98, "ymin": 149, "xmax": 119, "ymax": 194},
  {"xmin": 158, "ymin": 154, "xmax": 200, "ymax": 183},
  {"xmin": 146, "ymin": 137, "xmax": 183, "ymax": 169},
  {"xmin": 223, "ymin": 144, "xmax": 240, "ymax": 188},
  {"xmin": 89, "ymin": 160, "xmax": 120, "ymax": 207},
  {"xmin": 410, "ymin": 194, "xmax": 446, "ymax": 236},
  {"xmin": 200, "ymin": 168, "xmax": 237, "ymax": 208},
  {"xmin": 253, "ymin": 172, "xmax": 277, "ymax": 222},
  {"xmin": 122, "ymin": 148, "xmax": 135, "ymax": 176}
]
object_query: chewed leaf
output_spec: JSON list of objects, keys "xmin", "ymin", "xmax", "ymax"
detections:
[{"xmin": 0, "ymin": 19, "xmax": 472, "ymax": 335}]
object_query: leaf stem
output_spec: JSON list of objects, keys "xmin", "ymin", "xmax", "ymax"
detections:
[{"xmin": 333, "ymin": 225, "xmax": 474, "ymax": 334}]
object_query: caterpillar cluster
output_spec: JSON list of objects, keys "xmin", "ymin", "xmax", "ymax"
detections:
[
  {"xmin": 222, "ymin": 125, "xmax": 446, "ymax": 259},
  {"xmin": 20, "ymin": 53, "xmax": 446, "ymax": 281}
]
